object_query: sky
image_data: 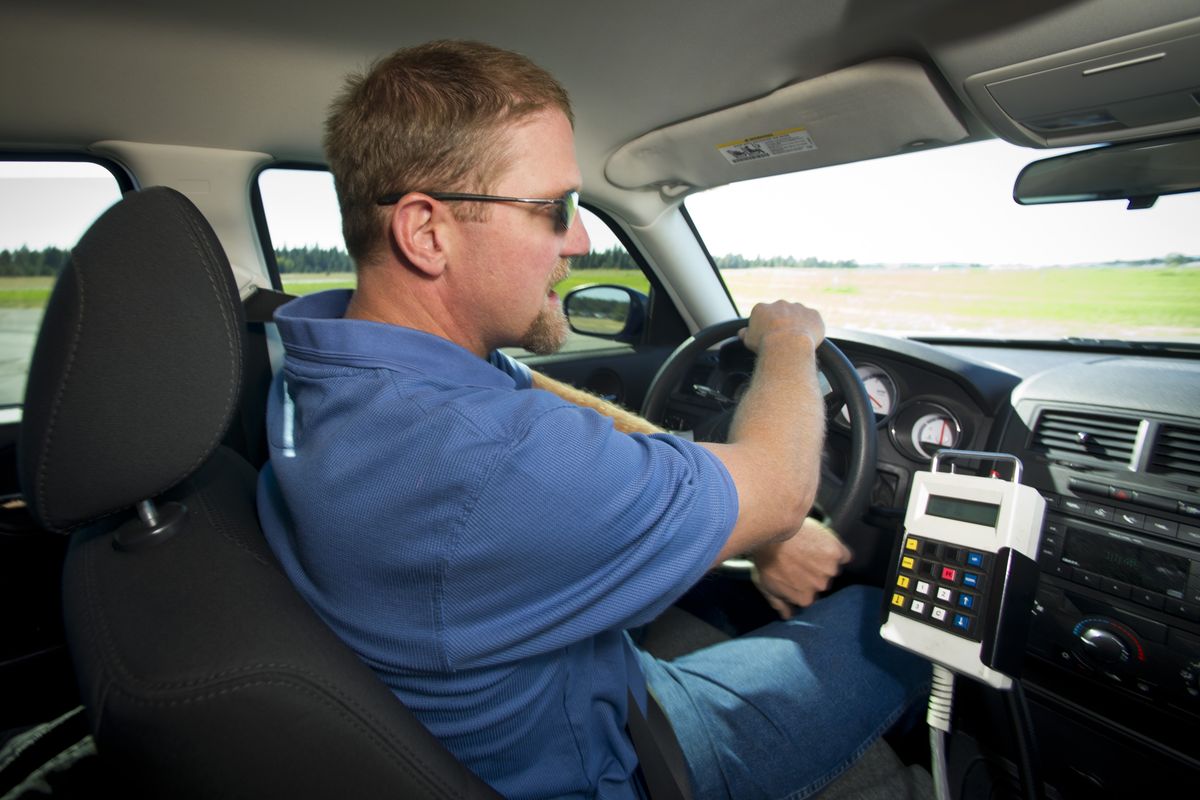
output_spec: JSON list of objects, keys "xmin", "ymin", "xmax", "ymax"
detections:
[
  {"xmin": 2, "ymin": 139, "xmax": 1195, "ymax": 265},
  {"xmin": 0, "ymin": 162, "xmax": 126, "ymax": 250}
]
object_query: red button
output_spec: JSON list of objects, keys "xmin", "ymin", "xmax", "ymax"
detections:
[{"xmin": 941, "ymin": 566, "xmax": 958, "ymax": 583}]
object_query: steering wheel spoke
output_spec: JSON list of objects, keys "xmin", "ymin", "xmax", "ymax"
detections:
[{"xmin": 820, "ymin": 370, "xmax": 846, "ymax": 420}]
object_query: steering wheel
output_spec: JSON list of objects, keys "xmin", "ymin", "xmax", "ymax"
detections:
[{"xmin": 641, "ymin": 318, "xmax": 877, "ymax": 538}]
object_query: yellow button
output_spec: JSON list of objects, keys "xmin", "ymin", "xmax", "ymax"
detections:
[
  {"xmin": 901, "ymin": 556, "xmax": 915, "ymax": 571},
  {"xmin": 896, "ymin": 575, "xmax": 911, "ymax": 589},
  {"xmin": 891, "ymin": 592, "xmax": 906, "ymax": 607},
  {"xmin": 905, "ymin": 537, "xmax": 920, "ymax": 551}
]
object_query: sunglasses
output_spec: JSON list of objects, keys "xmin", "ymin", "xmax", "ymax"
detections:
[{"xmin": 376, "ymin": 190, "xmax": 580, "ymax": 232}]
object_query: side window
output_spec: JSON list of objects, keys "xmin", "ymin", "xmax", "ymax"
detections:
[
  {"xmin": 0, "ymin": 161, "xmax": 123, "ymax": 417},
  {"xmin": 256, "ymin": 167, "xmax": 649, "ymax": 356},
  {"xmin": 257, "ymin": 168, "xmax": 355, "ymax": 295}
]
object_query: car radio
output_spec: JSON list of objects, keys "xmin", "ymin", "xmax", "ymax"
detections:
[{"xmin": 1028, "ymin": 479, "xmax": 1200, "ymax": 717}]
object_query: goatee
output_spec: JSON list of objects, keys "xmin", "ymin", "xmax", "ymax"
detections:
[{"xmin": 520, "ymin": 258, "xmax": 572, "ymax": 354}]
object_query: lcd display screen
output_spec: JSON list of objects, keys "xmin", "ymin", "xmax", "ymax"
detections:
[
  {"xmin": 1062, "ymin": 527, "xmax": 1189, "ymax": 597},
  {"xmin": 925, "ymin": 494, "xmax": 1000, "ymax": 527}
]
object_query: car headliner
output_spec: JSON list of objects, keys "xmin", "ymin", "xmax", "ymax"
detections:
[{"xmin": 5, "ymin": 0, "xmax": 1200, "ymax": 220}]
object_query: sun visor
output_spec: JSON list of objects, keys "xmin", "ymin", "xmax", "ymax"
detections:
[{"xmin": 605, "ymin": 58, "xmax": 967, "ymax": 194}]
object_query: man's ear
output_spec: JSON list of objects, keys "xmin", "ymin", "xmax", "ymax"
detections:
[{"xmin": 389, "ymin": 193, "xmax": 448, "ymax": 278}]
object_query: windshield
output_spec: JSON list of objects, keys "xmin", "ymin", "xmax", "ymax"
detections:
[{"xmin": 685, "ymin": 138, "xmax": 1199, "ymax": 344}]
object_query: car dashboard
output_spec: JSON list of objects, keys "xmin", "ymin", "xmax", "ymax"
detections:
[{"xmin": 665, "ymin": 330, "xmax": 1200, "ymax": 791}]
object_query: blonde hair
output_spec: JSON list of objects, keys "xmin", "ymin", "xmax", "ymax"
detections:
[{"xmin": 324, "ymin": 40, "xmax": 573, "ymax": 265}]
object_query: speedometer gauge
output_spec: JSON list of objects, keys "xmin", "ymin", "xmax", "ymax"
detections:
[{"xmin": 839, "ymin": 364, "xmax": 896, "ymax": 425}]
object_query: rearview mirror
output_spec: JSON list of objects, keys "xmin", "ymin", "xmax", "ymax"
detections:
[{"xmin": 1013, "ymin": 133, "xmax": 1200, "ymax": 209}]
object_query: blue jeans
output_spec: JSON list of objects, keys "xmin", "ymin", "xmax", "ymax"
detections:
[{"xmin": 634, "ymin": 585, "xmax": 930, "ymax": 800}]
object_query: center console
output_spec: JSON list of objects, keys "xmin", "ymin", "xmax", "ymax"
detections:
[
  {"xmin": 1030, "ymin": 480, "xmax": 1200, "ymax": 716},
  {"xmin": 997, "ymin": 390, "xmax": 1200, "ymax": 759}
]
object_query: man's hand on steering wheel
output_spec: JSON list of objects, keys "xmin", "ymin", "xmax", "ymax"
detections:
[
  {"xmin": 737, "ymin": 299, "xmax": 825, "ymax": 355},
  {"xmin": 751, "ymin": 519, "xmax": 852, "ymax": 618}
]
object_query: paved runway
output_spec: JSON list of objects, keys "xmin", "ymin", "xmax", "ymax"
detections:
[{"xmin": 0, "ymin": 308, "xmax": 45, "ymax": 408}]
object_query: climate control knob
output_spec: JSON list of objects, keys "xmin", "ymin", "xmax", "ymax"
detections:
[{"xmin": 1078, "ymin": 626, "xmax": 1131, "ymax": 666}]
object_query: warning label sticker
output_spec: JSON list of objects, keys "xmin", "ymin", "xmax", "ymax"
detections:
[{"xmin": 717, "ymin": 127, "xmax": 817, "ymax": 164}]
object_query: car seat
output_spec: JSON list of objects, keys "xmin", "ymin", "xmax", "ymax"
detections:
[{"xmin": 17, "ymin": 186, "xmax": 500, "ymax": 798}]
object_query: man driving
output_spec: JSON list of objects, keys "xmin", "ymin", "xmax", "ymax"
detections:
[{"xmin": 258, "ymin": 39, "xmax": 929, "ymax": 800}]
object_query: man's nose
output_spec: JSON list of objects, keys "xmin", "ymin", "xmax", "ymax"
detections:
[{"xmin": 564, "ymin": 212, "xmax": 590, "ymax": 255}]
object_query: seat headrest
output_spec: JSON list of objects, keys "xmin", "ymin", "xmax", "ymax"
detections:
[{"xmin": 19, "ymin": 187, "xmax": 246, "ymax": 532}]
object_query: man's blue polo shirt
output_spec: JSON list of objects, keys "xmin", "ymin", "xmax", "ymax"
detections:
[{"xmin": 257, "ymin": 290, "xmax": 737, "ymax": 799}]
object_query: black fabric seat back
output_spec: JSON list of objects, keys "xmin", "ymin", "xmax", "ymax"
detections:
[{"xmin": 18, "ymin": 187, "xmax": 499, "ymax": 798}]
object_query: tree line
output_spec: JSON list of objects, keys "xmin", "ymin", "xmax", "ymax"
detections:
[
  {"xmin": 271, "ymin": 245, "xmax": 888, "ymax": 272},
  {"xmin": 2, "ymin": 244, "xmax": 1195, "ymax": 277},
  {"xmin": 0, "ymin": 246, "xmax": 71, "ymax": 277},
  {"xmin": 715, "ymin": 254, "xmax": 862, "ymax": 269},
  {"xmin": 274, "ymin": 246, "xmax": 353, "ymax": 273},
  {"xmin": 0, "ymin": 244, "xmax": 644, "ymax": 275}
]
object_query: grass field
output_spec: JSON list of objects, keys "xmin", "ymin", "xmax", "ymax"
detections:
[
  {"xmin": 552, "ymin": 269, "xmax": 650, "ymax": 296},
  {"xmin": 0, "ymin": 277, "xmax": 59, "ymax": 308},
  {"xmin": 720, "ymin": 266, "xmax": 1200, "ymax": 341},
  {"xmin": 280, "ymin": 276, "xmax": 357, "ymax": 295},
  {"xmin": 3, "ymin": 266, "xmax": 1196, "ymax": 341}
]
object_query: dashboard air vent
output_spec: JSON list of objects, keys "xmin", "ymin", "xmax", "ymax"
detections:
[
  {"xmin": 1030, "ymin": 409, "xmax": 1139, "ymax": 466},
  {"xmin": 1149, "ymin": 425, "xmax": 1200, "ymax": 483}
]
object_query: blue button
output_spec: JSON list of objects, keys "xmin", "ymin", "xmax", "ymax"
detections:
[
  {"xmin": 958, "ymin": 593, "xmax": 975, "ymax": 609},
  {"xmin": 967, "ymin": 551, "xmax": 984, "ymax": 567},
  {"xmin": 953, "ymin": 614, "xmax": 971, "ymax": 631},
  {"xmin": 962, "ymin": 572, "xmax": 980, "ymax": 588}
]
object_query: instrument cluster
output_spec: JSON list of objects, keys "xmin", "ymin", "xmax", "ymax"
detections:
[{"xmin": 834, "ymin": 362, "xmax": 966, "ymax": 463}]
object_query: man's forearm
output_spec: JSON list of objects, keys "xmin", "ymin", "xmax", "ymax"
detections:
[
  {"xmin": 727, "ymin": 331, "xmax": 825, "ymax": 521},
  {"xmin": 698, "ymin": 313, "xmax": 828, "ymax": 562}
]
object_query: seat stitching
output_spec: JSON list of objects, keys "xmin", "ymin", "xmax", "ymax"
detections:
[
  {"xmin": 146, "ymin": 194, "xmax": 242, "ymax": 496},
  {"xmin": 191, "ymin": 473, "xmax": 274, "ymax": 567},
  {"xmin": 36, "ymin": 258, "xmax": 86, "ymax": 531}
]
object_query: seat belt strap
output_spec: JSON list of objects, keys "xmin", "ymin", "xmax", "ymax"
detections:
[
  {"xmin": 243, "ymin": 287, "xmax": 295, "ymax": 323},
  {"xmin": 626, "ymin": 688, "xmax": 693, "ymax": 800},
  {"xmin": 227, "ymin": 287, "xmax": 297, "ymax": 466}
]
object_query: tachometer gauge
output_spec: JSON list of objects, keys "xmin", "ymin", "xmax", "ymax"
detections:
[
  {"xmin": 839, "ymin": 364, "xmax": 896, "ymax": 425},
  {"xmin": 889, "ymin": 401, "xmax": 964, "ymax": 462},
  {"xmin": 911, "ymin": 412, "xmax": 960, "ymax": 458}
]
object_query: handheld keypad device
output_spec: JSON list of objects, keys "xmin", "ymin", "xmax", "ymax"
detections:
[{"xmin": 881, "ymin": 450, "xmax": 1046, "ymax": 689}]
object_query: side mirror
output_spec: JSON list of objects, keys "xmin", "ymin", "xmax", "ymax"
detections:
[{"xmin": 563, "ymin": 284, "xmax": 647, "ymax": 342}]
